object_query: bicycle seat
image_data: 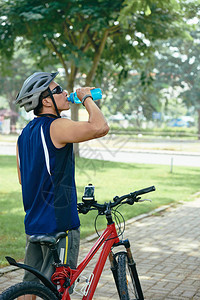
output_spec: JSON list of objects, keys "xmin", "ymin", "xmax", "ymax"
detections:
[{"xmin": 29, "ymin": 232, "xmax": 67, "ymax": 246}]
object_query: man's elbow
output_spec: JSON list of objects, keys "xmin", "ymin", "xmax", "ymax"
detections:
[
  {"xmin": 94, "ymin": 123, "xmax": 110, "ymax": 138},
  {"xmin": 102, "ymin": 123, "xmax": 110, "ymax": 136}
]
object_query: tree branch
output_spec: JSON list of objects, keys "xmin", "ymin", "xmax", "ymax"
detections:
[
  {"xmin": 85, "ymin": 28, "xmax": 109, "ymax": 85},
  {"xmin": 63, "ymin": 19, "xmax": 77, "ymax": 45},
  {"xmin": 86, "ymin": 30, "xmax": 98, "ymax": 51},
  {"xmin": 78, "ymin": 23, "xmax": 90, "ymax": 48},
  {"xmin": 46, "ymin": 39, "xmax": 69, "ymax": 77},
  {"xmin": 70, "ymin": 63, "xmax": 78, "ymax": 85},
  {"xmin": 108, "ymin": 24, "xmax": 121, "ymax": 34},
  {"xmin": 82, "ymin": 41, "xmax": 91, "ymax": 52}
]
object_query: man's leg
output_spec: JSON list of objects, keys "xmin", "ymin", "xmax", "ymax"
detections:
[
  {"xmin": 23, "ymin": 235, "xmax": 43, "ymax": 282},
  {"xmin": 66, "ymin": 228, "xmax": 80, "ymax": 269},
  {"xmin": 18, "ymin": 236, "xmax": 43, "ymax": 300}
]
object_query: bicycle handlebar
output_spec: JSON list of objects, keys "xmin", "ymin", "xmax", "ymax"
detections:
[
  {"xmin": 134, "ymin": 185, "xmax": 156, "ymax": 197},
  {"xmin": 78, "ymin": 185, "xmax": 156, "ymax": 214}
]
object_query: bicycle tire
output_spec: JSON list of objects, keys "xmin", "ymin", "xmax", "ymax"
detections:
[
  {"xmin": 0, "ymin": 281, "xmax": 59, "ymax": 300},
  {"xmin": 117, "ymin": 252, "xmax": 143, "ymax": 300}
]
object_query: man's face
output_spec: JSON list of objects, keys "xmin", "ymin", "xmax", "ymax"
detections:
[{"xmin": 49, "ymin": 81, "xmax": 70, "ymax": 112}]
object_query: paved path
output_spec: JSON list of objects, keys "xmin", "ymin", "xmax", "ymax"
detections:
[
  {"xmin": 80, "ymin": 147, "xmax": 200, "ymax": 167},
  {"xmin": 1, "ymin": 198, "xmax": 200, "ymax": 299},
  {"xmin": 1, "ymin": 141, "xmax": 200, "ymax": 167}
]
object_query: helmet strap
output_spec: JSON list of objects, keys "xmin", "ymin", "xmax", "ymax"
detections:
[{"xmin": 47, "ymin": 87, "xmax": 61, "ymax": 118}]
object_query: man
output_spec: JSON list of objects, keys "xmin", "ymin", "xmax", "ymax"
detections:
[{"xmin": 15, "ymin": 71, "xmax": 109, "ymax": 295}]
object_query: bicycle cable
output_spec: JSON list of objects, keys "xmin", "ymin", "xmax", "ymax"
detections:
[{"xmin": 94, "ymin": 205, "xmax": 125, "ymax": 240}]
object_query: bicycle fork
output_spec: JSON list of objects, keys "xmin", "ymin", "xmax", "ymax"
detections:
[
  {"xmin": 109, "ymin": 239, "xmax": 144, "ymax": 300},
  {"xmin": 109, "ymin": 251, "xmax": 121, "ymax": 297}
]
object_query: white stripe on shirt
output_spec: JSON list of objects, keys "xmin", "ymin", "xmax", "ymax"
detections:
[{"xmin": 40, "ymin": 125, "xmax": 51, "ymax": 175}]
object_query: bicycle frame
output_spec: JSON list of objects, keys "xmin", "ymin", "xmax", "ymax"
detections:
[
  {"xmin": 5, "ymin": 185, "xmax": 155, "ymax": 299},
  {"xmin": 60, "ymin": 222, "xmax": 120, "ymax": 300}
]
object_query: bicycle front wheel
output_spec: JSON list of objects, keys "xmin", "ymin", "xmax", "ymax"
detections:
[
  {"xmin": 117, "ymin": 252, "xmax": 144, "ymax": 300},
  {"xmin": 0, "ymin": 281, "xmax": 58, "ymax": 300}
]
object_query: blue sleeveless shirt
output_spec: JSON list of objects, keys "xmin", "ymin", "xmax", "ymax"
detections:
[{"xmin": 17, "ymin": 117, "xmax": 80, "ymax": 235}]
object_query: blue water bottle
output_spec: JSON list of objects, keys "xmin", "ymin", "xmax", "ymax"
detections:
[{"xmin": 67, "ymin": 88, "xmax": 102, "ymax": 104}]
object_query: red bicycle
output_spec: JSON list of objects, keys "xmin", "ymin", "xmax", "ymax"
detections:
[{"xmin": 1, "ymin": 185, "xmax": 155, "ymax": 300}]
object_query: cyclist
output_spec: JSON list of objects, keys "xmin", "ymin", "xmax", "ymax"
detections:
[{"xmin": 15, "ymin": 71, "xmax": 109, "ymax": 298}]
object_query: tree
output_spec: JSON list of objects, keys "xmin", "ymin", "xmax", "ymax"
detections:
[
  {"xmin": 180, "ymin": 29, "xmax": 200, "ymax": 137},
  {"xmin": 0, "ymin": 49, "xmax": 35, "ymax": 108},
  {"xmin": 98, "ymin": 61, "xmax": 162, "ymax": 126},
  {"xmin": 149, "ymin": 27, "xmax": 200, "ymax": 135},
  {"xmin": 0, "ymin": 0, "xmax": 187, "ymax": 152},
  {"xmin": 0, "ymin": 48, "xmax": 39, "ymax": 127}
]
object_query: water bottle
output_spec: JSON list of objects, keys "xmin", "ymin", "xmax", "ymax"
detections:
[{"xmin": 67, "ymin": 88, "xmax": 102, "ymax": 104}]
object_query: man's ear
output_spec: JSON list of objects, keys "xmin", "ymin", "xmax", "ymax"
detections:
[{"xmin": 42, "ymin": 97, "xmax": 52, "ymax": 107}]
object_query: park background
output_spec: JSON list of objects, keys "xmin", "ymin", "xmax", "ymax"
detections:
[{"xmin": 0, "ymin": 0, "xmax": 200, "ymax": 268}]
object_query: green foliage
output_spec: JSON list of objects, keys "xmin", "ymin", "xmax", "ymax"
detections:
[
  {"xmin": 0, "ymin": 1, "xmax": 123, "ymax": 76},
  {"xmin": 0, "ymin": 47, "xmax": 37, "ymax": 111},
  {"xmin": 102, "ymin": 0, "xmax": 200, "ymax": 128},
  {"xmin": 104, "ymin": 73, "xmax": 160, "ymax": 121},
  {"xmin": 0, "ymin": 0, "xmax": 190, "ymax": 88},
  {"xmin": 119, "ymin": 0, "xmax": 182, "ymax": 37},
  {"xmin": 179, "ymin": 29, "xmax": 200, "ymax": 109},
  {"xmin": 150, "ymin": 14, "xmax": 200, "ymax": 132}
]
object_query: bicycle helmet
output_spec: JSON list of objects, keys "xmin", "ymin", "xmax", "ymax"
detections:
[{"xmin": 15, "ymin": 71, "xmax": 59, "ymax": 112}]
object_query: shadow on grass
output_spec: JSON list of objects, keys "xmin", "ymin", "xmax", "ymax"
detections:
[{"xmin": 155, "ymin": 170, "xmax": 200, "ymax": 195}]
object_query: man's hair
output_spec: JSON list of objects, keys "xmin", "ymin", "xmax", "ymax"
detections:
[{"xmin": 33, "ymin": 89, "xmax": 49, "ymax": 116}]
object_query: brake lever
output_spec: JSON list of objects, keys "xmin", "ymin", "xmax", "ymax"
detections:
[
  {"xmin": 138, "ymin": 198, "xmax": 152, "ymax": 202},
  {"xmin": 77, "ymin": 203, "xmax": 90, "ymax": 214},
  {"xmin": 126, "ymin": 197, "xmax": 141, "ymax": 205}
]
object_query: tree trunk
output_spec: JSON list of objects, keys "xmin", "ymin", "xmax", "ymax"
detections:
[
  {"xmin": 66, "ymin": 30, "xmax": 109, "ymax": 155},
  {"xmin": 71, "ymin": 104, "xmax": 80, "ymax": 155},
  {"xmin": 67, "ymin": 80, "xmax": 80, "ymax": 156},
  {"xmin": 198, "ymin": 108, "xmax": 200, "ymax": 140},
  {"xmin": 9, "ymin": 98, "xmax": 19, "ymax": 133}
]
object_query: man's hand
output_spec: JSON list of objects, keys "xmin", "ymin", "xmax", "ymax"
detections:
[{"xmin": 76, "ymin": 87, "xmax": 95, "ymax": 101}]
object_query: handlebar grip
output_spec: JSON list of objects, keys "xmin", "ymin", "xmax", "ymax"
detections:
[{"xmin": 135, "ymin": 186, "xmax": 156, "ymax": 196}]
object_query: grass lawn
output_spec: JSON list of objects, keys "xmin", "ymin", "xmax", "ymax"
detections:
[{"xmin": 0, "ymin": 155, "xmax": 200, "ymax": 267}]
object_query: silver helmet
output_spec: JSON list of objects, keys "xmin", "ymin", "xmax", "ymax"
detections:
[{"xmin": 15, "ymin": 71, "xmax": 59, "ymax": 112}]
